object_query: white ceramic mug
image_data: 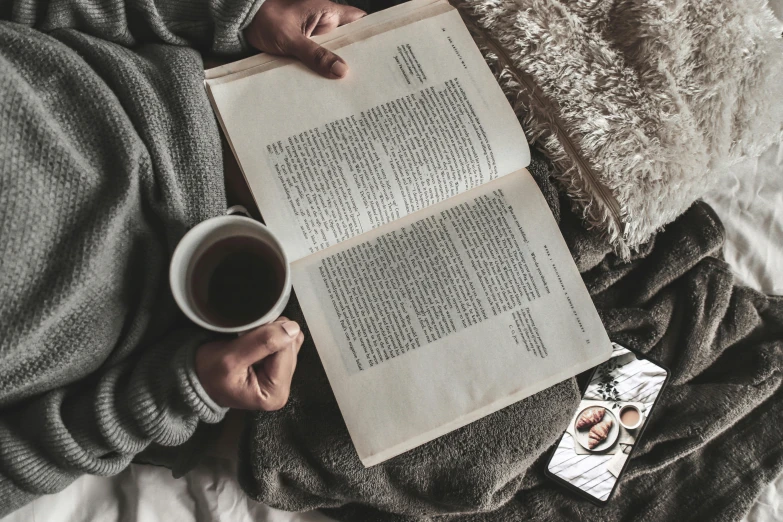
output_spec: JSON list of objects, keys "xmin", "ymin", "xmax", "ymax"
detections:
[
  {"xmin": 169, "ymin": 206, "xmax": 291, "ymax": 334},
  {"xmin": 618, "ymin": 404, "xmax": 643, "ymax": 430}
]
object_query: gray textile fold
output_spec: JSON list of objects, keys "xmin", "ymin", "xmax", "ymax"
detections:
[{"xmin": 238, "ymin": 150, "xmax": 783, "ymax": 521}]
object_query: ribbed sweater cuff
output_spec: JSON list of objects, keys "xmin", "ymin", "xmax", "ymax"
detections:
[
  {"xmin": 178, "ymin": 341, "xmax": 230, "ymax": 424},
  {"xmin": 236, "ymin": 0, "xmax": 266, "ymax": 52},
  {"xmin": 212, "ymin": 0, "xmax": 266, "ymax": 55}
]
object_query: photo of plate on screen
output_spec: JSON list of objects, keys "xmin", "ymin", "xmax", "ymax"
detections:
[
  {"xmin": 546, "ymin": 343, "xmax": 670, "ymax": 503},
  {"xmin": 574, "ymin": 406, "xmax": 619, "ymax": 452}
]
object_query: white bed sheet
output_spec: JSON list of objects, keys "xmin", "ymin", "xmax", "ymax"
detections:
[
  {"xmin": 2, "ymin": 9, "xmax": 782, "ymax": 517},
  {"xmin": 731, "ymin": 4, "xmax": 783, "ymax": 516},
  {"xmin": 1, "ymin": 454, "xmax": 332, "ymax": 522},
  {"xmin": 704, "ymin": 142, "xmax": 783, "ymax": 295}
]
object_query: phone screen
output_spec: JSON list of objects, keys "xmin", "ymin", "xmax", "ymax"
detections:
[{"xmin": 546, "ymin": 343, "xmax": 668, "ymax": 504}]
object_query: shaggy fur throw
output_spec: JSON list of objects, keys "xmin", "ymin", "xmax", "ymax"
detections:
[{"xmin": 454, "ymin": 0, "xmax": 783, "ymax": 257}]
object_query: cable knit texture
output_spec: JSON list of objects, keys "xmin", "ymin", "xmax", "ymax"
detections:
[{"xmin": 0, "ymin": 0, "xmax": 263, "ymax": 514}]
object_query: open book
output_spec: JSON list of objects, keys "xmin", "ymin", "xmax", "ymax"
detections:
[{"xmin": 205, "ymin": 0, "xmax": 612, "ymax": 466}]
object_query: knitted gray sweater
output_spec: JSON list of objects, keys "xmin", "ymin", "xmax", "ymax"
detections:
[{"xmin": 0, "ymin": 0, "xmax": 261, "ymax": 515}]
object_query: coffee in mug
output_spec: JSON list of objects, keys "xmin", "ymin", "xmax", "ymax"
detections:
[
  {"xmin": 170, "ymin": 206, "xmax": 291, "ymax": 333},
  {"xmin": 619, "ymin": 404, "xmax": 642, "ymax": 430},
  {"xmin": 190, "ymin": 236, "xmax": 287, "ymax": 328}
]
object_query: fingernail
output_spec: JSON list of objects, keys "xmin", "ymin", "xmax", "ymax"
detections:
[
  {"xmin": 281, "ymin": 321, "xmax": 300, "ymax": 338},
  {"xmin": 331, "ymin": 60, "xmax": 348, "ymax": 78}
]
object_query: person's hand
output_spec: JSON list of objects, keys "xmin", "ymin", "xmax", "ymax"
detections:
[
  {"xmin": 244, "ymin": 0, "xmax": 366, "ymax": 79},
  {"xmin": 195, "ymin": 317, "xmax": 305, "ymax": 410}
]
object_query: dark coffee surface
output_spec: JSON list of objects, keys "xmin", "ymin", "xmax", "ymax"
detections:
[{"xmin": 191, "ymin": 236, "xmax": 284, "ymax": 328}]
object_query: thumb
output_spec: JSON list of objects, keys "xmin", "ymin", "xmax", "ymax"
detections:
[{"xmin": 287, "ymin": 34, "xmax": 349, "ymax": 79}]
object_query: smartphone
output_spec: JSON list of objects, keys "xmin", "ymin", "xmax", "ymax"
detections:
[{"xmin": 544, "ymin": 343, "xmax": 669, "ymax": 505}]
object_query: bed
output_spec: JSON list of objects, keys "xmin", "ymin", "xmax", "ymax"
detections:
[
  {"xmin": 2, "ymin": 8, "xmax": 781, "ymax": 521},
  {"xmin": 1, "ymin": 141, "xmax": 778, "ymax": 522}
]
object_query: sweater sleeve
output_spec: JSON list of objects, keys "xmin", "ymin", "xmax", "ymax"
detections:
[
  {"xmin": 0, "ymin": 17, "xmax": 232, "ymax": 516},
  {"xmin": 0, "ymin": 328, "xmax": 229, "ymax": 516},
  {"xmin": 3, "ymin": 0, "xmax": 265, "ymax": 54}
]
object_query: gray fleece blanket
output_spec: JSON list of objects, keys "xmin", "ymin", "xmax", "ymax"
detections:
[
  {"xmin": 236, "ymin": 149, "xmax": 783, "ymax": 521},
  {"xmin": 232, "ymin": 1, "xmax": 783, "ymax": 518}
]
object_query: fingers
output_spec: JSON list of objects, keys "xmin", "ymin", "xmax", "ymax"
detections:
[
  {"xmin": 296, "ymin": 5, "xmax": 365, "ymax": 75},
  {"xmin": 287, "ymin": 34, "xmax": 349, "ymax": 79},
  {"xmin": 250, "ymin": 317, "xmax": 304, "ymax": 410},
  {"xmin": 239, "ymin": 318, "xmax": 304, "ymax": 410},
  {"xmin": 194, "ymin": 317, "xmax": 305, "ymax": 411},
  {"xmin": 245, "ymin": 0, "xmax": 365, "ymax": 79},
  {"xmin": 309, "ymin": 11, "xmax": 339, "ymax": 36},
  {"xmin": 277, "ymin": 316, "xmax": 305, "ymax": 353},
  {"xmin": 234, "ymin": 319, "xmax": 301, "ymax": 365},
  {"xmin": 255, "ymin": 345, "xmax": 297, "ymax": 410},
  {"xmin": 253, "ymin": 320, "xmax": 305, "ymax": 410},
  {"xmin": 336, "ymin": 4, "xmax": 366, "ymax": 25},
  {"xmin": 311, "ymin": 4, "xmax": 366, "ymax": 35}
]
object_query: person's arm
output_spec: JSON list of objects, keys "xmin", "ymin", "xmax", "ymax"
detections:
[
  {"xmin": 5, "ymin": 0, "xmax": 366, "ymax": 76},
  {"xmin": 0, "ymin": 320, "xmax": 303, "ymax": 516}
]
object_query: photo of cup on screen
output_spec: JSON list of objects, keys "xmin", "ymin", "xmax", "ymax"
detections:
[{"xmin": 547, "ymin": 344, "xmax": 667, "ymax": 502}]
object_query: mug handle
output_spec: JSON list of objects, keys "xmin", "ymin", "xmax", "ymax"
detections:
[{"xmin": 226, "ymin": 205, "xmax": 251, "ymax": 218}]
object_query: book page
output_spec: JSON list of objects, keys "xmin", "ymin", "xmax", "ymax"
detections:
[
  {"xmin": 207, "ymin": 5, "xmax": 529, "ymax": 262},
  {"xmin": 291, "ymin": 169, "xmax": 612, "ymax": 466}
]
